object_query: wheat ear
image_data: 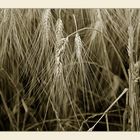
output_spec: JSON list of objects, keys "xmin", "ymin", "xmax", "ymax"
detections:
[
  {"xmin": 54, "ymin": 18, "xmax": 67, "ymax": 78},
  {"xmin": 127, "ymin": 23, "xmax": 140, "ymax": 131},
  {"xmin": 74, "ymin": 33, "xmax": 83, "ymax": 63},
  {"xmin": 42, "ymin": 9, "xmax": 51, "ymax": 39},
  {"xmin": 91, "ymin": 9, "xmax": 102, "ymax": 41}
]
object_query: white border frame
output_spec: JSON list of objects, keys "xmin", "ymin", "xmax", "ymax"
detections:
[{"xmin": 0, "ymin": 0, "xmax": 140, "ymax": 8}]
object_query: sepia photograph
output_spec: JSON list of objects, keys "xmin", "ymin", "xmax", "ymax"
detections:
[{"xmin": 0, "ymin": 8, "xmax": 140, "ymax": 132}]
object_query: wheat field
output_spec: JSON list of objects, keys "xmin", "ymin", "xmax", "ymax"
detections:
[{"xmin": 0, "ymin": 9, "xmax": 140, "ymax": 131}]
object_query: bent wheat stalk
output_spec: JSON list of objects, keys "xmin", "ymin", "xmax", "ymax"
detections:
[{"xmin": 88, "ymin": 88, "xmax": 128, "ymax": 131}]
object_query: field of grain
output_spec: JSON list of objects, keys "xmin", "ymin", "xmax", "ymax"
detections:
[{"xmin": 0, "ymin": 9, "xmax": 140, "ymax": 131}]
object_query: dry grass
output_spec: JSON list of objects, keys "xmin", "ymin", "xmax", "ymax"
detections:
[{"xmin": 0, "ymin": 9, "xmax": 140, "ymax": 131}]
